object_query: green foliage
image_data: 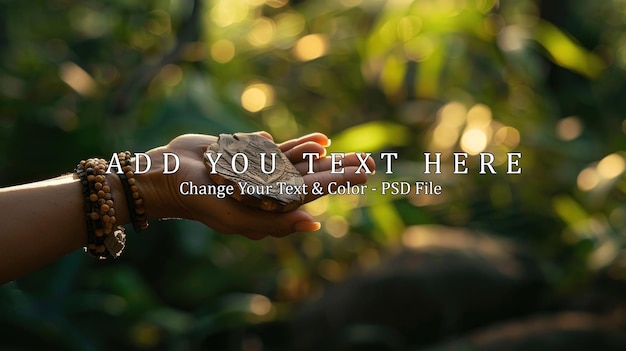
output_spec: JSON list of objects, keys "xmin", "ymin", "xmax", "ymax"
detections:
[{"xmin": 2, "ymin": 0, "xmax": 626, "ymax": 349}]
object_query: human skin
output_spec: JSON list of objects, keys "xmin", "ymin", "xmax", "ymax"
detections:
[{"xmin": 0, "ymin": 132, "xmax": 375, "ymax": 284}]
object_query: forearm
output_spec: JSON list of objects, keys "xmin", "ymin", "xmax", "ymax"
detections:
[{"xmin": 0, "ymin": 173, "xmax": 130, "ymax": 284}]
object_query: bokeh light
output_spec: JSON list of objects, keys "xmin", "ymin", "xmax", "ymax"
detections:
[
  {"xmin": 210, "ymin": 0, "xmax": 249, "ymax": 27},
  {"xmin": 325, "ymin": 215, "xmax": 349, "ymax": 238},
  {"xmin": 577, "ymin": 167, "xmax": 599, "ymax": 191},
  {"xmin": 556, "ymin": 116, "xmax": 583, "ymax": 141},
  {"xmin": 597, "ymin": 153, "xmax": 625, "ymax": 179},
  {"xmin": 460, "ymin": 129, "xmax": 488, "ymax": 155},
  {"xmin": 265, "ymin": 0, "xmax": 289, "ymax": 8},
  {"xmin": 274, "ymin": 12, "xmax": 306, "ymax": 45},
  {"xmin": 317, "ymin": 259, "xmax": 346, "ymax": 282},
  {"xmin": 466, "ymin": 104, "xmax": 492, "ymax": 128},
  {"xmin": 241, "ymin": 82, "xmax": 275, "ymax": 112},
  {"xmin": 249, "ymin": 295, "xmax": 273, "ymax": 316},
  {"xmin": 293, "ymin": 34, "xmax": 329, "ymax": 62},
  {"xmin": 147, "ymin": 9, "xmax": 171, "ymax": 36},
  {"xmin": 494, "ymin": 126, "xmax": 521, "ymax": 148},
  {"xmin": 247, "ymin": 17, "xmax": 275, "ymax": 47},
  {"xmin": 211, "ymin": 39, "xmax": 236, "ymax": 63},
  {"xmin": 59, "ymin": 62, "xmax": 98, "ymax": 97},
  {"xmin": 497, "ymin": 25, "xmax": 529, "ymax": 52}
]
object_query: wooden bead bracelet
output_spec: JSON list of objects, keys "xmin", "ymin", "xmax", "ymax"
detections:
[
  {"xmin": 116, "ymin": 151, "xmax": 149, "ymax": 233},
  {"xmin": 75, "ymin": 158, "xmax": 126, "ymax": 259}
]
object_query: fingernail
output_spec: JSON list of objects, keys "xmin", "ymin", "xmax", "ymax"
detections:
[
  {"xmin": 295, "ymin": 221, "xmax": 321, "ymax": 232},
  {"xmin": 325, "ymin": 139, "xmax": 332, "ymax": 147}
]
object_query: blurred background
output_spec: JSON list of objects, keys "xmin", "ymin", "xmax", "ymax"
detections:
[{"xmin": 2, "ymin": 0, "xmax": 626, "ymax": 349}]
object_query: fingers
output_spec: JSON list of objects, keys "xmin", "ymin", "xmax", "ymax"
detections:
[
  {"xmin": 279, "ymin": 133, "xmax": 329, "ymax": 152},
  {"xmin": 165, "ymin": 134, "xmax": 219, "ymax": 155},
  {"xmin": 282, "ymin": 142, "xmax": 326, "ymax": 164},
  {"xmin": 250, "ymin": 210, "xmax": 319, "ymax": 237},
  {"xmin": 166, "ymin": 132, "xmax": 330, "ymax": 161},
  {"xmin": 293, "ymin": 152, "xmax": 376, "ymax": 175},
  {"xmin": 238, "ymin": 212, "xmax": 320, "ymax": 239},
  {"xmin": 201, "ymin": 200, "xmax": 321, "ymax": 239},
  {"xmin": 252, "ymin": 131, "xmax": 274, "ymax": 141},
  {"xmin": 301, "ymin": 166, "xmax": 369, "ymax": 203}
]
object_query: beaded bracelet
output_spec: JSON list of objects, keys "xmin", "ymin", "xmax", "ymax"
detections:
[
  {"xmin": 76, "ymin": 158, "xmax": 126, "ymax": 259},
  {"xmin": 116, "ymin": 151, "xmax": 149, "ymax": 233}
]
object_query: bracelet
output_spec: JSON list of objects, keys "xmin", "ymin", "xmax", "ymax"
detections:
[
  {"xmin": 76, "ymin": 158, "xmax": 126, "ymax": 259},
  {"xmin": 116, "ymin": 151, "xmax": 149, "ymax": 233}
]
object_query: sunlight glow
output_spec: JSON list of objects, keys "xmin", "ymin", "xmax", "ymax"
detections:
[
  {"xmin": 556, "ymin": 116, "xmax": 583, "ymax": 141},
  {"xmin": 249, "ymin": 295, "xmax": 272, "ymax": 316},
  {"xmin": 494, "ymin": 126, "xmax": 521, "ymax": 148},
  {"xmin": 466, "ymin": 103, "xmax": 492, "ymax": 128},
  {"xmin": 597, "ymin": 153, "xmax": 625, "ymax": 179},
  {"xmin": 293, "ymin": 34, "xmax": 329, "ymax": 61},
  {"xmin": 577, "ymin": 167, "xmax": 599, "ymax": 191},
  {"xmin": 460, "ymin": 128, "xmax": 488, "ymax": 155},
  {"xmin": 325, "ymin": 216, "xmax": 349, "ymax": 238},
  {"xmin": 247, "ymin": 17, "xmax": 275, "ymax": 47},
  {"xmin": 241, "ymin": 83, "xmax": 274, "ymax": 112},
  {"xmin": 210, "ymin": 0, "xmax": 249, "ymax": 28},
  {"xmin": 439, "ymin": 102, "xmax": 466, "ymax": 127},
  {"xmin": 59, "ymin": 61, "xmax": 98, "ymax": 97},
  {"xmin": 211, "ymin": 40, "xmax": 236, "ymax": 63}
]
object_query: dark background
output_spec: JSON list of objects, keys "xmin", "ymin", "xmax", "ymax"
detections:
[{"xmin": 2, "ymin": 0, "xmax": 626, "ymax": 349}]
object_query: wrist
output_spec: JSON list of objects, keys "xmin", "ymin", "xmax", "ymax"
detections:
[{"xmin": 132, "ymin": 150, "xmax": 190, "ymax": 222}]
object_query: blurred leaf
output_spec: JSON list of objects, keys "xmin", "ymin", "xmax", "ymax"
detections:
[
  {"xmin": 328, "ymin": 121, "xmax": 410, "ymax": 153},
  {"xmin": 368, "ymin": 202, "xmax": 405, "ymax": 244},
  {"xmin": 534, "ymin": 20, "xmax": 606, "ymax": 78},
  {"xmin": 553, "ymin": 195, "xmax": 588, "ymax": 226}
]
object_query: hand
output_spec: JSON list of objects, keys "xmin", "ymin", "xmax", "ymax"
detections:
[{"xmin": 137, "ymin": 132, "xmax": 375, "ymax": 239}]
